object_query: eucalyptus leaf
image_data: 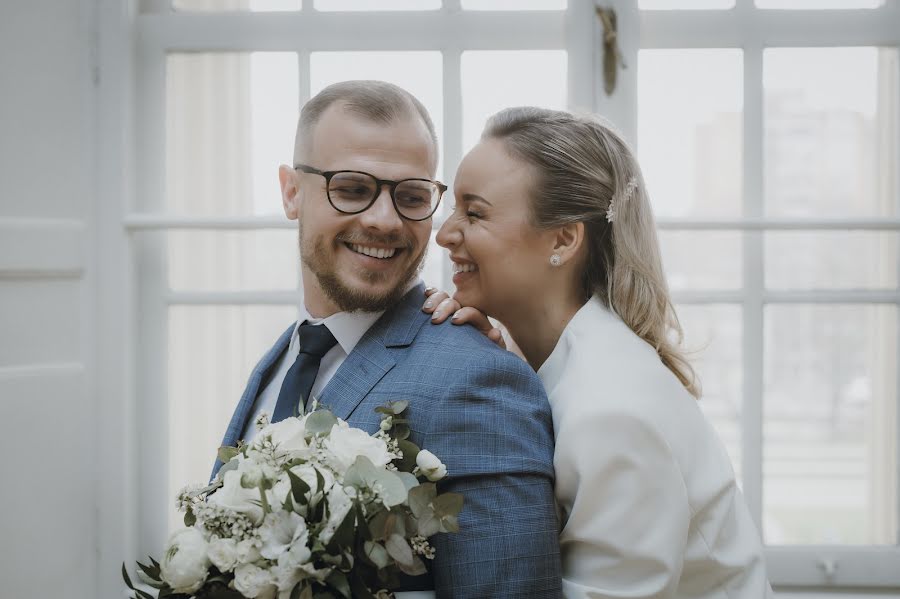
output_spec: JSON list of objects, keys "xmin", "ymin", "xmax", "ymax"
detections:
[
  {"xmin": 432, "ymin": 492, "xmax": 464, "ymax": 518},
  {"xmin": 396, "ymin": 471, "xmax": 419, "ymax": 494},
  {"xmin": 385, "ymin": 533, "xmax": 414, "ymax": 566},
  {"xmin": 416, "ymin": 512, "xmax": 441, "ymax": 537},
  {"xmin": 396, "ymin": 440, "xmax": 420, "ymax": 472},
  {"xmin": 326, "ymin": 503, "xmax": 357, "ymax": 551},
  {"xmin": 183, "ymin": 508, "xmax": 196, "ymax": 527},
  {"xmin": 368, "ymin": 508, "xmax": 389, "ymax": 541},
  {"xmin": 441, "ymin": 513, "xmax": 460, "ymax": 534},
  {"xmin": 217, "ymin": 446, "xmax": 239, "ymax": 464},
  {"xmin": 363, "ymin": 540, "xmax": 390, "ymax": 569},
  {"xmin": 398, "ymin": 554, "xmax": 427, "ymax": 577},
  {"xmin": 408, "ymin": 483, "xmax": 436, "ymax": 518},
  {"xmin": 304, "ymin": 410, "xmax": 338, "ymax": 436},
  {"xmin": 389, "ymin": 400, "xmax": 409, "ymax": 415}
]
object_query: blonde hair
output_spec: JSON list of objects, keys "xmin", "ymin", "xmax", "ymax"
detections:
[{"xmin": 483, "ymin": 107, "xmax": 701, "ymax": 398}]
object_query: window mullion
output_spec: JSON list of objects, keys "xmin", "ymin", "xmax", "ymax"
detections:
[{"xmin": 742, "ymin": 42, "xmax": 765, "ymax": 533}]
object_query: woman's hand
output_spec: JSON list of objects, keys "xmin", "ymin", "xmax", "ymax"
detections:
[{"xmin": 423, "ymin": 287, "xmax": 506, "ymax": 349}]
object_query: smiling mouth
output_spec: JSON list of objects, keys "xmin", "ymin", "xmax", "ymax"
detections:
[
  {"xmin": 452, "ymin": 262, "xmax": 478, "ymax": 274},
  {"xmin": 347, "ymin": 243, "xmax": 399, "ymax": 260}
]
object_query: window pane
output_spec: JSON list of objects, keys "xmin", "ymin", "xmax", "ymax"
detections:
[
  {"xmin": 310, "ymin": 52, "xmax": 444, "ymax": 179},
  {"xmin": 166, "ymin": 52, "xmax": 299, "ymax": 216},
  {"xmin": 168, "ymin": 305, "xmax": 298, "ymax": 531},
  {"xmin": 677, "ymin": 304, "xmax": 743, "ymax": 483},
  {"xmin": 638, "ymin": 50, "xmax": 743, "ymax": 218},
  {"xmin": 757, "ymin": 0, "xmax": 882, "ymax": 8},
  {"xmin": 173, "ymin": 0, "xmax": 300, "ymax": 12},
  {"xmin": 640, "ymin": 0, "xmax": 734, "ymax": 8},
  {"xmin": 314, "ymin": 0, "xmax": 439, "ymax": 10},
  {"xmin": 167, "ymin": 230, "xmax": 299, "ymax": 291},
  {"xmin": 766, "ymin": 232, "xmax": 898, "ymax": 290},
  {"xmin": 764, "ymin": 305, "xmax": 898, "ymax": 545},
  {"xmin": 462, "ymin": 0, "xmax": 566, "ymax": 9},
  {"xmin": 661, "ymin": 231, "xmax": 742, "ymax": 291},
  {"xmin": 461, "ymin": 50, "xmax": 567, "ymax": 152},
  {"xmin": 764, "ymin": 47, "xmax": 898, "ymax": 217}
]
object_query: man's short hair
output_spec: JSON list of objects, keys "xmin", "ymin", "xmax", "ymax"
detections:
[{"xmin": 294, "ymin": 80, "xmax": 439, "ymax": 165}]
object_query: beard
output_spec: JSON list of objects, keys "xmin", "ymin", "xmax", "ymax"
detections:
[{"xmin": 299, "ymin": 228, "xmax": 427, "ymax": 313}]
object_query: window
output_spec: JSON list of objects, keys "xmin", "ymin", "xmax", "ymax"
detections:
[
  {"xmin": 627, "ymin": 0, "xmax": 900, "ymax": 587},
  {"xmin": 122, "ymin": 0, "xmax": 900, "ymax": 590}
]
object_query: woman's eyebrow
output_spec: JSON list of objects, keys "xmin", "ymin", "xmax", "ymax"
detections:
[{"xmin": 462, "ymin": 193, "xmax": 492, "ymax": 206}]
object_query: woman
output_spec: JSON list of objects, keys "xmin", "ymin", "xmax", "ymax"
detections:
[{"xmin": 426, "ymin": 107, "xmax": 772, "ymax": 598}]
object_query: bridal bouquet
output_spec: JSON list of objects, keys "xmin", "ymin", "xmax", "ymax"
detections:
[{"xmin": 124, "ymin": 402, "xmax": 462, "ymax": 599}]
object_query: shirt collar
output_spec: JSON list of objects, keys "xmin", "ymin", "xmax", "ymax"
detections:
[{"xmin": 293, "ymin": 278, "xmax": 422, "ymax": 355}]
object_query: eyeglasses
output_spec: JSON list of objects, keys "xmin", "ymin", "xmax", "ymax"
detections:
[{"xmin": 294, "ymin": 164, "xmax": 447, "ymax": 222}]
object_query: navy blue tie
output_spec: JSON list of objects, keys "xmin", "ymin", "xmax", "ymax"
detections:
[{"xmin": 271, "ymin": 323, "xmax": 338, "ymax": 422}]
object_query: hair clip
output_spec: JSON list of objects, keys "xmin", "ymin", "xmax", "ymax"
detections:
[{"xmin": 606, "ymin": 175, "xmax": 638, "ymax": 223}]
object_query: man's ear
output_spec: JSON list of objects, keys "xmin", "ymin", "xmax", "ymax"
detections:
[
  {"xmin": 551, "ymin": 221, "xmax": 585, "ymax": 266},
  {"xmin": 279, "ymin": 164, "xmax": 300, "ymax": 220}
]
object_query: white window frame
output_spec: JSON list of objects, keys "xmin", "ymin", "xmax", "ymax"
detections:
[
  {"xmin": 95, "ymin": 0, "xmax": 900, "ymax": 595},
  {"xmin": 598, "ymin": 0, "xmax": 900, "ymax": 589}
]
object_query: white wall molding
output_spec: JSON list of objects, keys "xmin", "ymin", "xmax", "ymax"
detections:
[{"xmin": 0, "ymin": 218, "xmax": 86, "ymax": 277}]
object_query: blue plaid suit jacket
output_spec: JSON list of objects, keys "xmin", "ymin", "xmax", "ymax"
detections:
[{"xmin": 213, "ymin": 284, "xmax": 562, "ymax": 597}]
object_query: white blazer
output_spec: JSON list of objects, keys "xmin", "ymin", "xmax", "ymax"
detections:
[{"xmin": 538, "ymin": 296, "xmax": 773, "ymax": 599}]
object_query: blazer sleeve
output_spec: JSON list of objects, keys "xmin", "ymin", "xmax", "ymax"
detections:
[
  {"xmin": 423, "ymin": 350, "xmax": 563, "ymax": 598},
  {"xmin": 557, "ymin": 405, "xmax": 691, "ymax": 598}
]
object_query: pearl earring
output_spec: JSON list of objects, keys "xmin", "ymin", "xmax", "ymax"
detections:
[{"xmin": 550, "ymin": 254, "xmax": 562, "ymax": 267}]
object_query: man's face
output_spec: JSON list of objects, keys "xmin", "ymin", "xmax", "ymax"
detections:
[{"xmin": 280, "ymin": 104, "xmax": 437, "ymax": 317}]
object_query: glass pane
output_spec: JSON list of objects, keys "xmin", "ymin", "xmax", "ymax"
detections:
[
  {"xmin": 310, "ymin": 52, "xmax": 444, "ymax": 179},
  {"xmin": 661, "ymin": 231, "xmax": 742, "ymax": 291},
  {"xmin": 764, "ymin": 47, "xmax": 898, "ymax": 217},
  {"xmin": 173, "ymin": 0, "xmax": 300, "ymax": 11},
  {"xmin": 314, "ymin": 0, "xmax": 439, "ymax": 9},
  {"xmin": 462, "ymin": 0, "xmax": 566, "ymax": 9},
  {"xmin": 167, "ymin": 230, "xmax": 299, "ymax": 291},
  {"xmin": 167, "ymin": 52, "xmax": 299, "ymax": 216},
  {"xmin": 766, "ymin": 232, "xmax": 898, "ymax": 290},
  {"xmin": 638, "ymin": 50, "xmax": 743, "ymax": 218},
  {"xmin": 757, "ymin": 0, "xmax": 882, "ymax": 8},
  {"xmin": 764, "ymin": 305, "xmax": 898, "ymax": 545},
  {"xmin": 461, "ymin": 50, "xmax": 567, "ymax": 152},
  {"xmin": 677, "ymin": 304, "xmax": 743, "ymax": 483},
  {"xmin": 168, "ymin": 304, "xmax": 298, "ymax": 531},
  {"xmin": 640, "ymin": 0, "xmax": 734, "ymax": 8}
]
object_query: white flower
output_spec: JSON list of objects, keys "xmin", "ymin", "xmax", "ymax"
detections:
[
  {"xmin": 207, "ymin": 537, "xmax": 238, "ymax": 573},
  {"xmin": 259, "ymin": 510, "xmax": 309, "ymax": 561},
  {"xmin": 257, "ymin": 417, "xmax": 310, "ymax": 456},
  {"xmin": 272, "ymin": 543, "xmax": 313, "ymax": 593},
  {"xmin": 159, "ymin": 528, "xmax": 211, "ymax": 594},
  {"xmin": 233, "ymin": 563, "xmax": 277, "ymax": 599},
  {"xmin": 416, "ymin": 450, "xmax": 448, "ymax": 482},
  {"xmin": 235, "ymin": 538, "xmax": 262, "ymax": 564},
  {"xmin": 318, "ymin": 484, "xmax": 353, "ymax": 545},
  {"xmin": 207, "ymin": 458, "xmax": 268, "ymax": 525},
  {"xmin": 324, "ymin": 425, "xmax": 394, "ymax": 473}
]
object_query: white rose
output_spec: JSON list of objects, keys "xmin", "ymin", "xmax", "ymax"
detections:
[
  {"xmin": 235, "ymin": 538, "xmax": 262, "ymax": 564},
  {"xmin": 160, "ymin": 528, "xmax": 211, "ymax": 593},
  {"xmin": 272, "ymin": 543, "xmax": 312, "ymax": 593},
  {"xmin": 207, "ymin": 458, "xmax": 268, "ymax": 524},
  {"xmin": 416, "ymin": 450, "xmax": 448, "ymax": 482},
  {"xmin": 207, "ymin": 537, "xmax": 238, "ymax": 573},
  {"xmin": 324, "ymin": 425, "xmax": 394, "ymax": 473},
  {"xmin": 257, "ymin": 417, "xmax": 310, "ymax": 455},
  {"xmin": 259, "ymin": 510, "xmax": 309, "ymax": 560},
  {"xmin": 233, "ymin": 563, "xmax": 277, "ymax": 599},
  {"xmin": 318, "ymin": 484, "xmax": 353, "ymax": 545}
]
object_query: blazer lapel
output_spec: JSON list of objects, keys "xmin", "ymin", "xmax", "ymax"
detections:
[
  {"xmin": 316, "ymin": 283, "xmax": 428, "ymax": 420},
  {"xmin": 221, "ymin": 322, "xmax": 295, "ymax": 448}
]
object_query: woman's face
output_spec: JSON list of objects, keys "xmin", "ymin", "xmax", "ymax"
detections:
[{"xmin": 436, "ymin": 138, "xmax": 555, "ymax": 320}]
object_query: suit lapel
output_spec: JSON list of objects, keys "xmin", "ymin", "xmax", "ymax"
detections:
[
  {"xmin": 316, "ymin": 283, "xmax": 428, "ymax": 420},
  {"xmin": 221, "ymin": 323, "xmax": 295, "ymax": 448}
]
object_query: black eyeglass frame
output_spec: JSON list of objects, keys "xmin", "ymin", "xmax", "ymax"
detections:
[{"xmin": 294, "ymin": 164, "xmax": 447, "ymax": 222}]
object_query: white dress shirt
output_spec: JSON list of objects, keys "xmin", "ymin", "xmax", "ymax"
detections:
[
  {"xmin": 538, "ymin": 296, "xmax": 772, "ymax": 599},
  {"xmin": 241, "ymin": 307, "xmax": 383, "ymax": 442}
]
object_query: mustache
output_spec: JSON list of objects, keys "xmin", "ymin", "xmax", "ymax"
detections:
[{"xmin": 336, "ymin": 232, "xmax": 414, "ymax": 250}]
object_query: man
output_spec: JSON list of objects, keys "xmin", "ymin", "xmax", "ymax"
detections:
[{"xmin": 213, "ymin": 80, "xmax": 562, "ymax": 597}]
